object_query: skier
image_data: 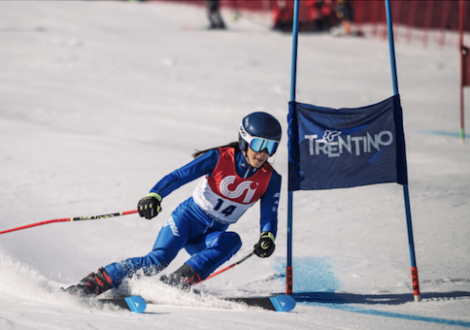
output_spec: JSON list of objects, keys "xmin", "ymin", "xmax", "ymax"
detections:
[
  {"xmin": 65, "ymin": 112, "xmax": 282, "ymax": 297},
  {"xmin": 207, "ymin": 0, "xmax": 226, "ymax": 30}
]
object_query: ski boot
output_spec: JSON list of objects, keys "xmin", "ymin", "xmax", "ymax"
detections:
[
  {"xmin": 160, "ymin": 263, "xmax": 201, "ymax": 292},
  {"xmin": 64, "ymin": 267, "xmax": 113, "ymax": 297}
]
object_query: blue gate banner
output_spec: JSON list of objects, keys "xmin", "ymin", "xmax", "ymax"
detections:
[{"xmin": 288, "ymin": 95, "xmax": 408, "ymax": 191}]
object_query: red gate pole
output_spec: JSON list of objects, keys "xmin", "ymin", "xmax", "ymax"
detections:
[
  {"xmin": 423, "ymin": 0, "xmax": 433, "ymax": 47},
  {"xmin": 406, "ymin": 0, "xmax": 418, "ymax": 44},
  {"xmin": 438, "ymin": 0, "xmax": 451, "ymax": 48}
]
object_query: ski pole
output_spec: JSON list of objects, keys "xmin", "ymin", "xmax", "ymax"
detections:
[
  {"xmin": 196, "ymin": 251, "xmax": 255, "ymax": 285},
  {"xmin": 0, "ymin": 209, "xmax": 138, "ymax": 235}
]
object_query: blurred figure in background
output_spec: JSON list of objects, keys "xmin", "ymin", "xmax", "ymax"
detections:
[
  {"xmin": 306, "ymin": 0, "xmax": 334, "ymax": 32},
  {"xmin": 207, "ymin": 0, "xmax": 226, "ymax": 30},
  {"xmin": 334, "ymin": 0, "xmax": 353, "ymax": 35},
  {"xmin": 273, "ymin": 0, "xmax": 334, "ymax": 33},
  {"xmin": 272, "ymin": 1, "xmax": 293, "ymax": 32}
]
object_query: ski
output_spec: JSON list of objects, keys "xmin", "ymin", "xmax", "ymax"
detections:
[
  {"xmin": 222, "ymin": 294, "xmax": 296, "ymax": 312},
  {"xmin": 98, "ymin": 295, "xmax": 147, "ymax": 313}
]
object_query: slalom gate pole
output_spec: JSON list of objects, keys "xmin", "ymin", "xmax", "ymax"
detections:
[
  {"xmin": 196, "ymin": 252, "xmax": 254, "ymax": 285},
  {"xmin": 286, "ymin": 0, "xmax": 300, "ymax": 296},
  {"xmin": 459, "ymin": 0, "xmax": 466, "ymax": 143},
  {"xmin": 385, "ymin": 0, "xmax": 421, "ymax": 302},
  {"xmin": 0, "ymin": 210, "xmax": 138, "ymax": 235}
]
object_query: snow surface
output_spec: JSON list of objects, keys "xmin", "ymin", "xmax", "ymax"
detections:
[{"xmin": 1, "ymin": 1, "xmax": 469, "ymax": 329}]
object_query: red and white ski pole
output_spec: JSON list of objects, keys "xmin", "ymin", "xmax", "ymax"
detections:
[
  {"xmin": 196, "ymin": 251, "xmax": 255, "ymax": 285},
  {"xmin": 0, "ymin": 209, "xmax": 138, "ymax": 235}
]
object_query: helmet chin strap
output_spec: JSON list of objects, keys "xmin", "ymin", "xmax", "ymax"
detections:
[
  {"xmin": 242, "ymin": 150, "xmax": 255, "ymax": 171},
  {"xmin": 243, "ymin": 148, "xmax": 268, "ymax": 169}
]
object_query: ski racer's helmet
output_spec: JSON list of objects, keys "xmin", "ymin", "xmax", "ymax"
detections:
[{"xmin": 238, "ymin": 112, "xmax": 282, "ymax": 157}]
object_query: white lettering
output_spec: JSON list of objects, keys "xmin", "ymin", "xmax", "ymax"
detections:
[
  {"xmin": 351, "ymin": 136, "xmax": 362, "ymax": 156},
  {"xmin": 367, "ymin": 132, "xmax": 380, "ymax": 152},
  {"xmin": 303, "ymin": 130, "xmax": 394, "ymax": 157},
  {"xmin": 315, "ymin": 139, "xmax": 328, "ymax": 155},
  {"xmin": 328, "ymin": 142, "xmax": 340, "ymax": 157},
  {"xmin": 378, "ymin": 131, "xmax": 393, "ymax": 146},
  {"xmin": 164, "ymin": 216, "xmax": 180, "ymax": 237},
  {"xmin": 338, "ymin": 135, "xmax": 352, "ymax": 154},
  {"xmin": 305, "ymin": 135, "xmax": 318, "ymax": 155}
]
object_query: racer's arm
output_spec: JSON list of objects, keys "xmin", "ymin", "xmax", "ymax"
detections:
[
  {"xmin": 138, "ymin": 149, "xmax": 219, "ymax": 219},
  {"xmin": 254, "ymin": 171, "xmax": 281, "ymax": 258},
  {"xmin": 259, "ymin": 171, "xmax": 281, "ymax": 238},
  {"xmin": 150, "ymin": 149, "xmax": 219, "ymax": 198}
]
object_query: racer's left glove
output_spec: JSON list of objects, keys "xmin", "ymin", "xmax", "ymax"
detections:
[{"xmin": 253, "ymin": 231, "xmax": 275, "ymax": 258}]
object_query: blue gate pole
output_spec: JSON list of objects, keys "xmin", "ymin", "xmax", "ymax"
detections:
[
  {"xmin": 286, "ymin": 0, "xmax": 300, "ymax": 296},
  {"xmin": 385, "ymin": 0, "xmax": 421, "ymax": 302}
]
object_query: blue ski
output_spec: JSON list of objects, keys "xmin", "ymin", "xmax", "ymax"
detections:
[
  {"xmin": 223, "ymin": 294, "xmax": 296, "ymax": 312},
  {"xmin": 99, "ymin": 295, "xmax": 147, "ymax": 313}
]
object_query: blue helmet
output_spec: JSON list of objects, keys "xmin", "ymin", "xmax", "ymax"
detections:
[{"xmin": 238, "ymin": 112, "xmax": 282, "ymax": 156}]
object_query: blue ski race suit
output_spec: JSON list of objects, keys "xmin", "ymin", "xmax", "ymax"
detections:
[{"xmin": 104, "ymin": 147, "xmax": 281, "ymax": 288}]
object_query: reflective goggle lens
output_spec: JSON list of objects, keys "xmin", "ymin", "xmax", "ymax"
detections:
[{"xmin": 250, "ymin": 138, "xmax": 279, "ymax": 155}]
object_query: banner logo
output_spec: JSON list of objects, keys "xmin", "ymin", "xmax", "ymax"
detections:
[
  {"xmin": 323, "ymin": 129, "xmax": 341, "ymax": 142},
  {"xmin": 304, "ymin": 130, "xmax": 393, "ymax": 158}
]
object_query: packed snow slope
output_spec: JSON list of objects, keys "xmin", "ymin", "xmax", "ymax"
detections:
[{"xmin": 0, "ymin": 1, "xmax": 469, "ymax": 329}]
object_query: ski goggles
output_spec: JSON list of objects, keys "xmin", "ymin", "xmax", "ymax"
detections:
[{"xmin": 239, "ymin": 124, "xmax": 280, "ymax": 156}]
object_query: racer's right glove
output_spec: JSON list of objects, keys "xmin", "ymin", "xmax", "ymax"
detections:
[{"xmin": 137, "ymin": 193, "xmax": 162, "ymax": 220}]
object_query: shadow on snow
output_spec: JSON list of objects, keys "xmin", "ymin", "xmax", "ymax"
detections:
[{"xmin": 292, "ymin": 291, "xmax": 470, "ymax": 305}]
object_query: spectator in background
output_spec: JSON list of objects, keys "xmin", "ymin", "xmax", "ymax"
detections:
[
  {"xmin": 207, "ymin": 0, "xmax": 226, "ymax": 30},
  {"xmin": 273, "ymin": 0, "xmax": 334, "ymax": 33},
  {"xmin": 307, "ymin": 0, "xmax": 334, "ymax": 32},
  {"xmin": 273, "ymin": 1, "xmax": 293, "ymax": 32},
  {"xmin": 334, "ymin": 0, "xmax": 353, "ymax": 35}
]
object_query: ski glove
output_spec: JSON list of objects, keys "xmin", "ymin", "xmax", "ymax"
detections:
[
  {"xmin": 137, "ymin": 193, "xmax": 162, "ymax": 220},
  {"xmin": 253, "ymin": 231, "xmax": 275, "ymax": 258}
]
